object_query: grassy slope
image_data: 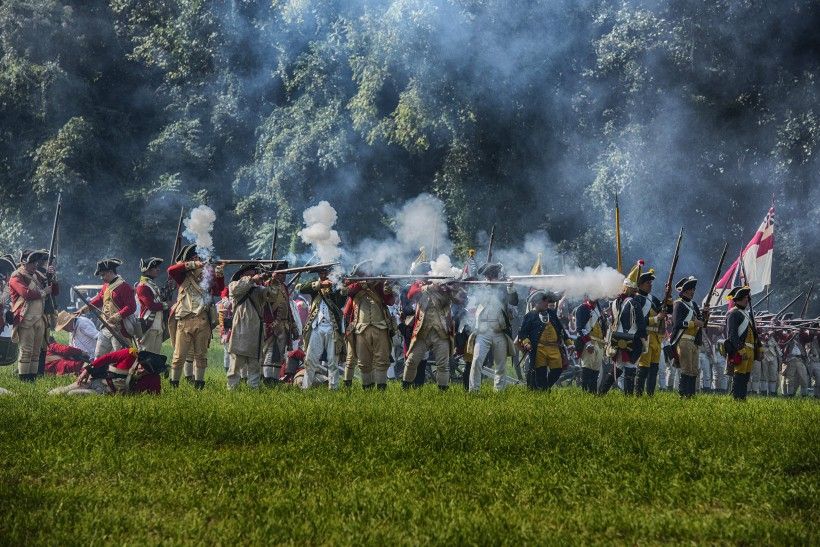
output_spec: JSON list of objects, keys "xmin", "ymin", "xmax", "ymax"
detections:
[{"xmin": 0, "ymin": 344, "xmax": 818, "ymax": 545}]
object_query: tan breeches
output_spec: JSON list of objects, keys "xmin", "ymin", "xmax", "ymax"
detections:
[
  {"xmin": 354, "ymin": 326, "xmax": 392, "ymax": 385},
  {"xmin": 403, "ymin": 331, "xmax": 451, "ymax": 387},
  {"xmin": 16, "ymin": 318, "xmax": 46, "ymax": 376},
  {"xmin": 678, "ymin": 339, "xmax": 699, "ymax": 376},
  {"xmin": 171, "ymin": 313, "xmax": 211, "ymax": 381}
]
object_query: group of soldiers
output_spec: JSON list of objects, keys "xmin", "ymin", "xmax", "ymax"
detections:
[{"xmin": 1, "ymin": 243, "xmax": 819, "ymax": 400}]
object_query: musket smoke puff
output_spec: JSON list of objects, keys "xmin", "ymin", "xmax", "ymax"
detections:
[
  {"xmin": 525, "ymin": 266, "xmax": 625, "ymax": 300},
  {"xmin": 298, "ymin": 201, "xmax": 342, "ymax": 264},
  {"xmin": 429, "ymin": 254, "xmax": 461, "ymax": 278},
  {"xmin": 183, "ymin": 205, "xmax": 217, "ymax": 260}
]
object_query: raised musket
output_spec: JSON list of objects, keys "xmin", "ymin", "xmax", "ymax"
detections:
[
  {"xmin": 800, "ymin": 282, "xmax": 814, "ymax": 319},
  {"xmin": 270, "ymin": 219, "xmax": 278, "ymax": 261},
  {"xmin": 486, "ymin": 224, "xmax": 496, "ymax": 264},
  {"xmin": 662, "ymin": 228, "xmax": 684, "ymax": 307},
  {"xmin": 73, "ymin": 288, "xmax": 133, "ymax": 348},
  {"xmin": 45, "ymin": 192, "xmax": 62, "ymax": 313},
  {"xmin": 702, "ymin": 241, "xmax": 728, "ymax": 320}
]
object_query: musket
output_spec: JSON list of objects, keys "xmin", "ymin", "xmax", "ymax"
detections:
[
  {"xmin": 286, "ymin": 254, "xmax": 317, "ymax": 290},
  {"xmin": 270, "ymin": 262, "xmax": 338, "ymax": 275},
  {"xmin": 486, "ymin": 224, "xmax": 496, "ymax": 264},
  {"xmin": 800, "ymin": 282, "xmax": 814, "ymax": 318},
  {"xmin": 702, "ymin": 241, "xmax": 728, "ymax": 319},
  {"xmin": 662, "ymin": 228, "xmax": 683, "ymax": 307},
  {"xmin": 270, "ymin": 219, "xmax": 278, "ymax": 261},
  {"xmin": 775, "ymin": 292, "xmax": 804, "ymax": 317},
  {"xmin": 760, "ymin": 289, "xmax": 774, "ymax": 311},
  {"xmin": 163, "ymin": 206, "xmax": 185, "ymax": 301},
  {"xmin": 215, "ymin": 259, "xmax": 302, "ymax": 266},
  {"xmin": 344, "ymin": 275, "xmax": 453, "ymax": 282},
  {"xmin": 46, "ymin": 192, "xmax": 62, "ymax": 285},
  {"xmin": 73, "ymin": 288, "xmax": 133, "ymax": 348},
  {"xmin": 614, "ymin": 193, "xmax": 623, "ymax": 274}
]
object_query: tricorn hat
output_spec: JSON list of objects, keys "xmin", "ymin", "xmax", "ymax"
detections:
[
  {"xmin": 176, "ymin": 244, "xmax": 198, "ymax": 263},
  {"xmin": 140, "ymin": 257, "xmax": 164, "ymax": 273},
  {"xmin": 477, "ymin": 262, "xmax": 503, "ymax": 279},
  {"xmin": 623, "ymin": 260, "xmax": 644, "ymax": 289},
  {"xmin": 0, "ymin": 254, "xmax": 15, "ymax": 277},
  {"xmin": 94, "ymin": 258, "xmax": 123, "ymax": 276},
  {"xmin": 349, "ymin": 260, "xmax": 373, "ymax": 277},
  {"xmin": 638, "ymin": 268, "xmax": 656, "ymax": 285},
  {"xmin": 20, "ymin": 249, "xmax": 48, "ymax": 264},
  {"xmin": 231, "ymin": 263, "xmax": 259, "ymax": 283},
  {"xmin": 675, "ymin": 276, "xmax": 697, "ymax": 293},
  {"xmin": 55, "ymin": 311, "xmax": 77, "ymax": 332},
  {"xmin": 726, "ymin": 285, "xmax": 751, "ymax": 301},
  {"xmin": 529, "ymin": 290, "xmax": 561, "ymax": 305},
  {"xmin": 137, "ymin": 351, "xmax": 168, "ymax": 375}
]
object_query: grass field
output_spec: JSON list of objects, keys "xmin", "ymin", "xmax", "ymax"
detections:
[{"xmin": 1, "ymin": 342, "xmax": 819, "ymax": 545}]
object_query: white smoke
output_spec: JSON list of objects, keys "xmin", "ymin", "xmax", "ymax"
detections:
[
  {"xmin": 347, "ymin": 193, "xmax": 455, "ymax": 274},
  {"xmin": 298, "ymin": 200, "xmax": 342, "ymax": 265},
  {"xmin": 517, "ymin": 266, "xmax": 624, "ymax": 300},
  {"xmin": 429, "ymin": 254, "xmax": 462, "ymax": 278},
  {"xmin": 183, "ymin": 204, "xmax": 217, "ymax": 300},
  {"xmin": 183, "ymin": 205, "xmax": 217, "ymax": 260}
]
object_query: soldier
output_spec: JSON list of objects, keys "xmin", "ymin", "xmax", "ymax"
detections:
[
  {"xmin": 467, "ymin": 263, "xmax": 518, "ymax": 393},
  {"xmin": 344, "ymin": 261, "xmax": 397, "ymax": 390},
  {"xmin": 635, "ymin": 268, "xmax": 666, "ymax": 396},
  {"xmin": 79, "ymin": 259, "xmax": 137, "ymax": 358},
  {"xmin": 55, "ymin": 310, "xmax": 99, "ymax": 358},
  {"xmin": 808, "ymin": 332, "xmax": 820, "ymax": 398},
  {"xmin": 262, "ymin": 266, "xmax": 298, "ymax": 386},
  {"xmin": 398, "ymin": 261, "xmax": 430, "ymax": 387},
  {"xmin": 781, "ymin": 331, "xmax": 810, "ymax": 397},
  {"xmin": 761, "ymin": 332, "xmax": 782, "ymax": 396},
  {"xmin": 606, "ymin": 261, "xmax": 646, "ymax": 396},
  {"xmin": 227, "ymin": 264, "xmax": 283, "ymax": 390},
  {"xmin": 574, "ymin": 295, "xmax": 607, "ymax": 393},
  {"xmin": 217, "ymin": 288, "xmax": 232, "ymax": 372},
  {"xmin": 516, "ymin": 290, "xmax": 568, "ymax": 391},
  {"xmin": 136, "ymin": 257, "xmax": 169, "ymax": 354},
  {"xmin": 402, "ymin": 280, "xmax": 466, "ymax": 390},
  {"xmin": 8, "ymin": 250, "xmax": 56, "ymax": 381},
  {"xmin": 297, "ymin": 267, "xmax": 346, "ymax": 390},
  {"xmin": 723, "ymin": 286, "xmax": 761, "ymax": 401},
  {"xmin": 49, "ymin": 347, "xmax": 166, "ymax": 396},
  {"xmin": 167, "ymin": 244, "xmax": 225, "ymax": 390},
  {"xmin": 669, "ymin": 276, "xmax": 705, "ymax": 398}
]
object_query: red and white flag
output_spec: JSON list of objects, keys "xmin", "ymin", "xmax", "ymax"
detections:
[{"xmin": 705, "ymin": 207, "xmax": 774, "ymax": 306}]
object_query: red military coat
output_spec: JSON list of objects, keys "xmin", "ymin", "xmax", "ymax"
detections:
[
  {"xmin": 89, "ymin": 276, "xmax": 136, "ymax": 337},
  {"xmin": 8, "ymin": 269, "xmax": 59, "ymax": 325},
  {"xmin": 89, "ymin": 347, "xmax": 161, "ymax": 394},
  {"xmin": 45, "ymin": 342, "xmax": 86, "ymax": 375}
]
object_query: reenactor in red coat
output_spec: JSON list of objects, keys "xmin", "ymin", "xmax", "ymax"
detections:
[
  {"xmin": 49, "ymin": 347, "xmax": 166, "ymax": 396},
  {"xmin": 136, "ymin": 257, "xmax": 169, "ymax": 353},
  {"xmin": 167, "ymin": 244, "xmax": 224, "ymax": 389},
  {"xmin": 79, "ymin": 259, "xmax": 137, "ymax": 358},
  {"xmin": 8, "ymin": 250, "xmax": 57, "ymax": 382}
]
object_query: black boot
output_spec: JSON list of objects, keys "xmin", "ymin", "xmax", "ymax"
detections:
[
  {"xmin": 402, "ymin": 381, "xmax": 412, "ymax": 390},
  {"xmin": 438, "ymin": 385, "xmax": 449, "ymax": 391},
  {"xmin": 343, "ymin": 380, "xmax": 353, "ymax": 388},
  {"xmin": 635, "ymin": 367, "xmax": 647, "ymax": 396},
  {"xmin": 194, "ymin": 380, "xmax": 205, "ymax": 390},
  {"xmin": 19, "ymin": 373, "xmax": 35, "ymax": 383},
  {"xmin": 263, "ymin": 377, "xmax": 277, "ymax": 387},
  {"xmin": 362, "ymin": 383, "xmax": 375, "ymax": 390},
  {"xmin": 377, "ymin": 384, "xmax": 387, "ymax": 391},
  {"xmin": 169, "ymin": 380, "xmax": 179, "ymax": 389}
]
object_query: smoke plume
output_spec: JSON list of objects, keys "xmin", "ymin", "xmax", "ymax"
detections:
[{"xmin": 298, "ymin": 201, "xmax": 342, "ymax": 265}]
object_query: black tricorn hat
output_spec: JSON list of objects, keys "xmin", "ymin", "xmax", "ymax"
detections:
[
  {"xmin": 94, "ymin": 258, "xmax": 123, "ymax": 276},
  {"xmin": 477, "ymin": 262, "xmax": 503, "ymax": 279},
  {"xmin": 20, "ymin": 249, "xmax": 48, "ymax": 264},
  {"xmin": 137, "ymin": 351, "xmax": 168, "ymax": 375},
  {"xmin": 231, "ymin": 263, "xmax": 259, "ymax": 283},
  {"xmin": 176, "ymin": 244, "xmax": 198, "ymax": 263},
  {"xmin": 726, "ymin": 285, "xmax": 751, "ymax": 302},
  {"xmin": 675, "ymin": 276, "xmax": 697, "ymax": 293},
  {"xmin": 638, "ymin": 269, "xmax": 656, "ymax": 284},
  {"xmin": 140, "ymin": 257, "xmax": 164, "ymax": 273},
  {"xmin": 0, "ymin": 254, "xmax": 16, "ymax": 276}
]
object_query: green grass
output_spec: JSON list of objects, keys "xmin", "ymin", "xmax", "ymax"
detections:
[{"xmin": 0, "ymin": 341, "xmax": 818, "ymax": 545}]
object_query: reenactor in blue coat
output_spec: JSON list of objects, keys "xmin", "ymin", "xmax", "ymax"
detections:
[
  {"xmin": 669, "ymin": 276, "xmax": 705, "ymax": 398},
  {"xmin": 516, "ymin": 291, "xmax": 568, "ymax": 391}
]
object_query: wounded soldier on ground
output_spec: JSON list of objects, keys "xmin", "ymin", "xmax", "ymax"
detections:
[{"xmin": 49, "ymin": 347, "xmax": 167, "ymax": 396}]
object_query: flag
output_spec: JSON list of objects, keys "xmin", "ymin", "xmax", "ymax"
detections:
[{"xmin": 705, "ymin": 206, "xmax": 774, "ymax": 307}]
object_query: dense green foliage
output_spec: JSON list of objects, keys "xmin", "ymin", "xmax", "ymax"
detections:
[
  {"xmin": 1, "ymin": 1, "xmax": 818, "ymax": 310},
  {"xmin": 0, "ymin": 362, "xmax": 818, "ymax": 544}
]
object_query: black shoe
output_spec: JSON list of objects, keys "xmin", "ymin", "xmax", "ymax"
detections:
[
  {"xmin": 377, "ymin": 384, "xmax": 387, "ymax": 391},
  {"xmin": 402, "ymin": 381, "xmax": 412, "ymax": 390},
  {"xmin": 19, "ymin": 374, "xmax": 35, "ymax": 383},
  {"xmin": 438, "ymin": 385, "xmax": 449, "ymax": 391},
  {"xmin": 263, "ymin": 377, "xmax": 277, "ymax": 387},
  {"xmin": 343, "ymin": 380, "xmax": 353, "ymax": 388},
  {"xmin": 194, "ymin": 380, "xmax": 205, "ymax": 390},
  {"xmin": 362, "ymin": 383, "xmax": 375, "ymax": 390},
  {"xmin": 169, "ymin": 380, "xmax": 179, "ymax": 389}
]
